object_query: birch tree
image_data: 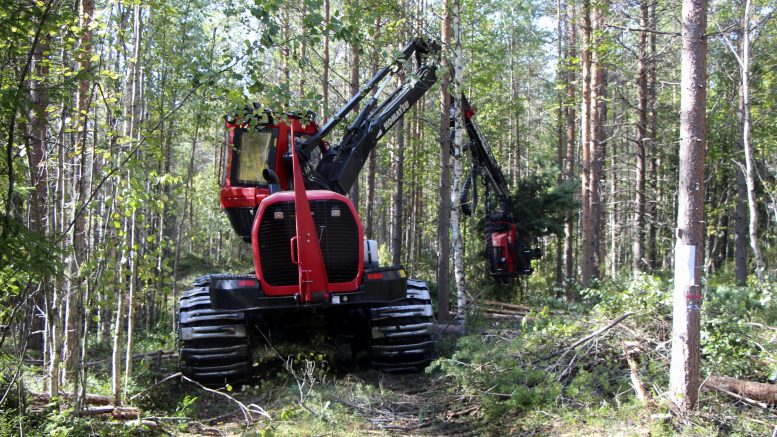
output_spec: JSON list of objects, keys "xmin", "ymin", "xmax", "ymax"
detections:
[
  {"xmin": 734, "ymin": 0, "xmax": 765, "ymax": 284},
  {"xmin": 451, "ymin": 0, "xmax": 466, "ymax": 328}
]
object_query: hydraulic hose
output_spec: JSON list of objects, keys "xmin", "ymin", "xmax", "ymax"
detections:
[{"xmin": 460, "ymin": 172, "xmax": 473, "ymax": 216}]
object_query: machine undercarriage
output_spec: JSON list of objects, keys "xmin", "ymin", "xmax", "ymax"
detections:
[{"xmin": 178, "ymin": 276, "xmax": 434, "ymax": 385}]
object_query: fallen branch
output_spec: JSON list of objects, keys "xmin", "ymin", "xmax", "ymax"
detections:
[
  {"xmin": 483, "ymin": 307, "xmax": 528, "ymax": 316},
  {"xmin": 543, "ymin": 312, "xmax": 634, "ymax": 362},
  {"xmin": 129, "ymin": 372, "xmax": 181, "ymax": 401},
  {"xmin": 703, "ymin": 375, "xmax": 777, "ymax": 407},
  {"xmin": 445, "ymin": 404, "xmax": 480, "ymax": 419},
  {"xmin": 567, "ymin": 312, "xmax": 634, "ymax": 351},
  {"xmin": 181, "ymin": 375, "xmax": 271, "ymax": 424},
  {"xmin": 480, "ymin": 300, "xmax": 532, "ymax": 313}
]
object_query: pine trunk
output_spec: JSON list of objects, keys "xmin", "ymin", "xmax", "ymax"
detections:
[
  {"xmin": 555, "ymin": 0, "xmax": 565, "ymax": 289},
  {"xmin": 670, "ymin": 0, "xmax": 707, "ymax": 412},
  {"xmin": 437, "ymin": 0, "xmax": 453, "ymax": 322},
  {"xmin": 647, "ymin": 0, "xmax": 659, "ymax": 271},
  {"xmin": 590, "ymin": 1, "xmax": 607, "ymax": 281},
  {"xmin": 580, "ymin": 0, "xmax": 594, "ymax": 286},
  {"xmin": 350, "ymin": 43, "xmax": 360, "ymax": 208},
  {"xmin": 29, "ymin": 34, "xmax": 53, "ymax": 390}
]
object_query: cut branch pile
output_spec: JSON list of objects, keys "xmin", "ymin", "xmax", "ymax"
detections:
[{"xmin": 479, "ymin": 300, "xmax": 531, "ymax": 320}]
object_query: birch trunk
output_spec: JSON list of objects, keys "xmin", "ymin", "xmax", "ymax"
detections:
[
  {"xmin": 112, "ymin": 4, "xmax": 141, "ymax": 406},
  {"xmin": 123, "ymin": 209, "xmax": 137, "ymax": 399},
  {"xmin": 111, "ymin": 248, "xmax": 125, "ymax": 405},
  {"xmin": 322, "ymin": 0, "xmax": 330, "ymax": 119},
  {"xmin": 51, "ymin": 96, "xmax": 69, "ymax": 397},
  {"xmin": 451, "ymin": 0, "xmax": 466, "ymax": 328},
  {"xmin": 68, "ymin": 0, "xmax": 95, "ymax": 409},
  {"xmin": 739, "ymin": 0, "xmax": 765, "ymax": 284},
  {"xmin": 610, "ymin": 112, "xmax": 618, "ymax": 277},
  {"xmin": 735, "ymin": 71, "xmax": 748, "ymax": 285}
]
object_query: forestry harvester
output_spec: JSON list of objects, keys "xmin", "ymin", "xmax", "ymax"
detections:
[{"xmin": 177, "ymin": 39, "xmax": 540, "ymax": 386}]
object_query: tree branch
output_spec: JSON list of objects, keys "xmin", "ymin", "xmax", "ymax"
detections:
[
  {"xmin": 181, "ymin": 375, "xmax": 271, "ymax": 424},
  {"xmin": 605, "ymin": 24, "xmax": 680, "ymax": 36}
]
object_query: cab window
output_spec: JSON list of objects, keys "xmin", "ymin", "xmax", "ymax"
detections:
[{"xmin": 233, "ymin": 128, "xmax": 277, "ymax": 186}]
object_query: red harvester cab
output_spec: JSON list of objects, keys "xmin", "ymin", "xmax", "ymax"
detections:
[
  {"xmin": 218, "ymin": 110, "xmax": 322, "ymax": 242},
  {"xmin": 215, "ymin": 109, "xmax": 375, "ymax": 304}
]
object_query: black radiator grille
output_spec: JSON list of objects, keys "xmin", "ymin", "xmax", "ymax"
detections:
[{"xmin": 258, "ymin": 199, "xmax": 359, "ymax": 286}]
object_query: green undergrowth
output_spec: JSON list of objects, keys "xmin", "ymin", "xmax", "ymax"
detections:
[
  {"xmin": 430, "ymin": 274, "xmax": 777, "ymax": 435},
  {"xmin": 4, "ymin": 274, "xmax": 776, "ymax": 435}
]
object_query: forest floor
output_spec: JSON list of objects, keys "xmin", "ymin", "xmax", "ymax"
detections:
[
  {"xmin": 169, "ymin": 365, "xmax": 482, "ymax": 436},
  {"xmin": 8, "ymin": 271, "xmax": 777, "ymax": 435},
  {"xmin": 12, "ymin": 319, "xmax": 775, "ymax": 436},
  {"xmin": 122, "ymin": 342, "xmax": 658, "ymax": 436},
  {"xmin": 117, "ymin": 333, "xmax": 486, "ymax": 435}
]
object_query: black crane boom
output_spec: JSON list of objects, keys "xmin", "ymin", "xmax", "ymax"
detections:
[{"xmin": 299, "ymin": 39, "xmax": 440, "ymax": 195}]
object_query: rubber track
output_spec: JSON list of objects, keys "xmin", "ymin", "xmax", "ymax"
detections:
[
  {"xmin": 369, "ymin": 279, "xmax": 435, "ymax": 372},
  {"xmin": 178, "ymin": 285, "xmax": 251, "ymax": 387}
]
